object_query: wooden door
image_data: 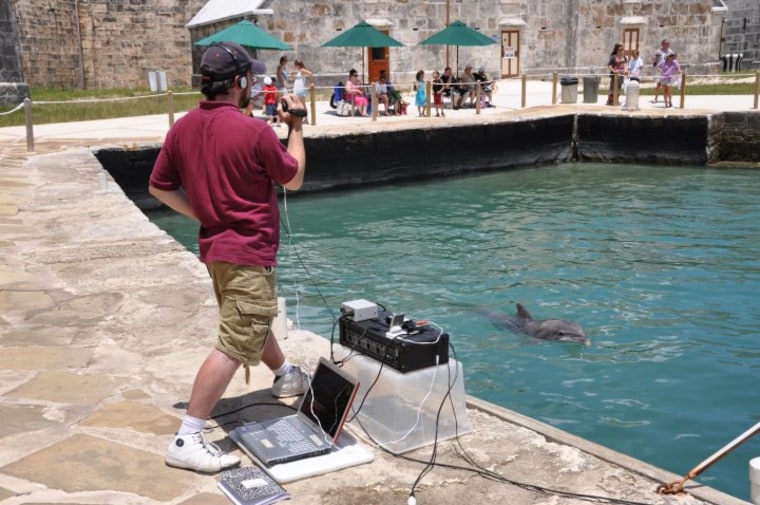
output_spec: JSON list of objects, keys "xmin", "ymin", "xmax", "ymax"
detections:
[
  {"xmin": 623, "ymin": 28, "xmax": 640, "ymax": 58},
  {"xmin": 501, "ymin": 30, "xmax": 520, "ymax": 77},
  {"xmin": 367, "ymin": 32, "xmax": 390, "ymax": 83}
]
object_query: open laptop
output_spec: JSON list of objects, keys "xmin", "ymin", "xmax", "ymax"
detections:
[{"xmin": 236, "ymin": 357, "xmax": 359, "ymax": 467}]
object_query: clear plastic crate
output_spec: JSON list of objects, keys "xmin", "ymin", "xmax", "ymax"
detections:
[{"xmin": 337, "ymin": 346, "xmax": 471, "ymax": 454}]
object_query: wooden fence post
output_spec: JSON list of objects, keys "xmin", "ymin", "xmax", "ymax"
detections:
[
  {"xmin": 24, "ymin": 97, "xmax": 34, "ymax": 152},
  {"xmin": 371, "ymin": 85, "xmax": 378, "ymax": 121},
  {"xmin": 167, "ymin": 90, "xmax": 175, "ymax": 127},
  {"xmin": 521, "ymin": 74, "xmax": 527, "ymax": 108},
  {"xmin": 552, "ymin": 72, "xmax": 558, "ymax": 105},
  {"xmin": 426, "ymin": 80, "xmax": 432, "ymax": 117},
  {"xmin": 309, "ymin": 83, "xmax": 317, "ymax": 125},
  {"xmin": 678, "ymin": 72, "xmax": 687, "ymax": 109}
]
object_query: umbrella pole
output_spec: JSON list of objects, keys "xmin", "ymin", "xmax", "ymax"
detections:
[{"xmin": 445, "ymin": 0, "xmax": 450, "ymax": 68}]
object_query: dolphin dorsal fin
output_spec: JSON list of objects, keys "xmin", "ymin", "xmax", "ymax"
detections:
[{"xmin": 516, "ymin": 303, "xmax": 533, "ymax": 320}]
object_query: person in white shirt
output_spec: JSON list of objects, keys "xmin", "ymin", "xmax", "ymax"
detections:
[
  {"xmin": 628, "ymin": 49, "xmax": 643, "ymax": 82},
  {"xmin": 652, "ymin": 39, "xmax": 674, "ymax": 103}
]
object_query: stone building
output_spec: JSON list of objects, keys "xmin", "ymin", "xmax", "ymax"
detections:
[
  {"xmin": 191, "ymin": 0, "xmax": 728, "ymax": 85},
  {"xmin": 0, "ymin": 0, "xmax": 746, "ymax": 98},
  {"xmin": 721, "ymin": 0, "xmax": 759, "ymax": 69}
]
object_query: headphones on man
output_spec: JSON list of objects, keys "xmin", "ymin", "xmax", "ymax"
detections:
[{"xmin": 216, "ymin": 43, "xmax": 249, "ymax": 89}]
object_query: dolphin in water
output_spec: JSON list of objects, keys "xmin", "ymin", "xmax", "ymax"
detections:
[{"xmin": 485, "ymin": 303, "xmax": 589, "ymax": 345}]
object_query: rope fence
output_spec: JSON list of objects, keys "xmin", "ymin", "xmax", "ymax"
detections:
[{"xmin": 3, "ymin": 71, "xmax": 758, "ymax": 152}]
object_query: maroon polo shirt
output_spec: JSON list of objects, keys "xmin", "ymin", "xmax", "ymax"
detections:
[{"xmin": 150, "ymin": 101, "xmax": 298, "ymax": 266}]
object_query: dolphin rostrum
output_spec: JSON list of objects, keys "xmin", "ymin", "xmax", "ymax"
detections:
[{"xmin": 486, "ymin": 303, "xmax": 589, "ymax": 345}]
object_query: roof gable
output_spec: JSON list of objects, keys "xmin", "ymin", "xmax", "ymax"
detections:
[{"xmin": 186, "ymin": 0, "xmax": 271, "ymax": 28}]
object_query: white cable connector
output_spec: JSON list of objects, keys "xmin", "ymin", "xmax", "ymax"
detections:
[{"xmin": 407, "ymin": 495, "xmax": 416, "ymax": 505}]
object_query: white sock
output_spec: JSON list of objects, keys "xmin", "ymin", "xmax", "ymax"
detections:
[
  {"xmin": 177, "ymin": 414, "xmax": 206, "ymax": 436},
  {"xmin": 272, "ymin": 360, "xmax": 293, "ymax": 377}
]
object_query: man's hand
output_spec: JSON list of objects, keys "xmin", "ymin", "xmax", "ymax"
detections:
[{"xmin": 278, "ymin": 94, "xmax": 306, "ymax": 127}]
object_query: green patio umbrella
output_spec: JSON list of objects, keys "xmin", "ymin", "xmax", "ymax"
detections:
[
  {"xmin": 322, "ymin": 21, "xmax": 404, "ymax": 83},
  {"xmin": 321, "ymin": 20, "xmax": 404, "ymax": 49},
  {"xmin": 419, "ymin": 20, "xmax": 496, "ymax": 75},
  {"xmin": 194, "ymin": 20, "xmax": 291, "ymax": 51}
]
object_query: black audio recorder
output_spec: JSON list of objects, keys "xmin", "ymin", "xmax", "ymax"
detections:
[{"xmin": 338, "ymin": 310, "xmax": 449, "ymax": 373}]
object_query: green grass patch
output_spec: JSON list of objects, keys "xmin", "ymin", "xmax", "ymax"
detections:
[
  {"xmin": 1, "ymin": 79, "xmax": 757, "ymax": 127},
  {"xmin": 0, "ymin": 88, "xmax": 201, "ymax": 127},
  {"xmin": 638, "ymin": 82, "xmax": 757, "ymax": 96}
]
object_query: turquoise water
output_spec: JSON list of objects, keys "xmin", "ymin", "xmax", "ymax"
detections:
[{"xmin": 149, "ymin": 163, "xmax": 760, "ymax": 500}]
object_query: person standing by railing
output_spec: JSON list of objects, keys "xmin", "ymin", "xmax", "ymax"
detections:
[
  {"xmin": 628, "ymin": 49, "xmax": 643, "ymax": 84},
  {"xmin": 606, "ymin": 43, "xmax": 627, "ymax": 106},
  {"xmin": 652, "ymin": 39, "xmax": 674, "ymax": 104},
  {"xmin": 276, "ymin": 55, "xmax": 289, "ymax": 93},
  {"xmin": 292, "ymin": 60, "xmax": 313, "ymax": 124},
  {"xmin": 658, "ymin": 52, "xmax": 681, "ymax": 108},
  {"xmin": 414, "ymin": 70, "xmax": 427, "ymax": 117}
]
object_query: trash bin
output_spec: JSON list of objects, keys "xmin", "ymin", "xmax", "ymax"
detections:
[
  {"xmin": 560, "ymin": 77, "xmax": 578, "ymax": 103},
  {"xmin": 583, "ymin": 76, "xmax": 600, "ymax": 103}
]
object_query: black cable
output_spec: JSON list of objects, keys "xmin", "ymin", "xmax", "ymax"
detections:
[
  {"xmin": 348, "ymin": 341, "xmax": 654, "ymax": 505},
  {"xmin": 279, "ymin": 214, "xmax": 337, "ymax": 322},
  {"xmin": 205, "ymin": 401, "xmax": 298, "ymax": 430},
  {"xmin": 345, "ymin": 354, "xmax": 386, "ymax": 423},
  {"xmin": 409, "ymin": 349, "xmax": 457, "ymax": 500}
]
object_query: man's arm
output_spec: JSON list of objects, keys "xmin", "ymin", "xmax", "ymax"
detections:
[
  {"xmin": 148, "ymin": 185, "xmax": 197, "ymax": 220},
  {"xmin": 280, "ymin": 94, "xmax": 306, "ymax": 190}
]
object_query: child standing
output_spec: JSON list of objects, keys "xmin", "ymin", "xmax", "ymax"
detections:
[
  {"xmin": 432, "ymin": 70, "xmax": 445, "ymax": 117},
  {"xmin": 658, "ymin": 52, "xmax": 681, "ymax": 108},
  {"xmin": 414, "ymin": 70, "xmax": 426, "ymax": 117},
  {"xmin": 263, "ymin": 76, "xmax": 280, "ymax": 127},
  {"xmin": 292, "ymin": 60, "xmax": 312, "ymax": 124},
  {"xmin": 627, "ymin": 49, "xmax": 643, "ymax": 83}
]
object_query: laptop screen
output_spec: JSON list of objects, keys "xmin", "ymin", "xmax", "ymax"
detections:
[{"xmin": 299, "ymin": 358, "xmax": 358, "ymax": 441}]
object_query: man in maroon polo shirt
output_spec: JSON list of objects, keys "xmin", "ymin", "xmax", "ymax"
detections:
[{"xmin": 149, "ymin": 42, "xmax": 307, "ymax": 473}]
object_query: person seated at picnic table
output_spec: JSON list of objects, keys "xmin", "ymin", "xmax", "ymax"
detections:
[
  {"xmin": 372, "ymin": 71, "xmax": 391, "ymax": 115},
  {"xmin": 344, "ymin": 68, "xmax": 369, "ymax": 117},
  {"xmin": 440, "ymin": 66, "xmax": 455, "ymax": 100},
  {"xmin": 454, "ymin": 65, "xmax": 476, "ymax": 109},
  {"xmin": 473, "ymin": 66, "xmax": 495, "ymax": 106},
  {"xmin": 377, "ymin": 69, "xmax": 407, "ymax": 115}
]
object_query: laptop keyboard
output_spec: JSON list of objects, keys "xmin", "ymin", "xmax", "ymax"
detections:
[{"xmin": 269, "ymin": 419, "xmax": 322, "ymax": 453}]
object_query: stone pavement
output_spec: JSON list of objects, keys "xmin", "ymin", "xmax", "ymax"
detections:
[
  {"xmin": 0, "ymin": 77, "xmax": 757, "ymax": 147},
  {"xmin": 0, "ymin": 82, "xmax": 755, "ymax": 505}
]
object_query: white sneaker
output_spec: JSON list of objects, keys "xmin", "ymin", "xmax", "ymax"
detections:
[
  {"xmin": 165, "ymin": 432, "xmax": 240, "ymax": 473},
  {"xmin": 271, "ymin": 366, "xmax": 309, "ymax": 398}
]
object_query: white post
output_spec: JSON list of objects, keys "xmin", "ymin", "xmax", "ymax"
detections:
[{"xmin": 750, "ymin": 457, "xmax": 760, "ymax": 505}]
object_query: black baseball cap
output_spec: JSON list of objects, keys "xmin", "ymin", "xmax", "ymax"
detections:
[{"xmin": 200, "ymin": 42, "xmax": 266, "ymax": 81}]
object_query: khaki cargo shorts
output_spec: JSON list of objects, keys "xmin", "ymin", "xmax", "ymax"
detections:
[{"xmin": 206, "ymin": 262, "xmax": 278, "ymax": 366}]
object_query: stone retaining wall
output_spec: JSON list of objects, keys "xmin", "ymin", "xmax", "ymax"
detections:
[
  {"xmin": 95, "ymin": 112, "xmax": 759, "ymax": 209},
  {"xmin": 710, "ymin": 112, "xmax": 760, "ymax": 162}
]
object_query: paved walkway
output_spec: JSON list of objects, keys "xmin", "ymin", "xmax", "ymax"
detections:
[
  {"xmin": 1, "ymin": 78, "xmax": 757, "ymax": 147},
  {"xmin": 0, "ymin": 82, "xmax": 755, "ymax": 505}
]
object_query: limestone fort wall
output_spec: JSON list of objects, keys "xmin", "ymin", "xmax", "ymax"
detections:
[{"xmin": 2, "ymin": 0, "xmax": 745, "ymax": 91}]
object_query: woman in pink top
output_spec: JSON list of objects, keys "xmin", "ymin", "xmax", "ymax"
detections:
[
  {"xmin": 345, "ymin": 69, "xmax": 369, "ymax": 117},
  {"xmin": 658, "ymin": 52, "xmax": 681, "ymax": 108}
]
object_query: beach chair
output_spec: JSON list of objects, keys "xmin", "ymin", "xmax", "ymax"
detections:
[{"xmin": 331, "ymin": 82, "xmax": 356, "ymax": 117}]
